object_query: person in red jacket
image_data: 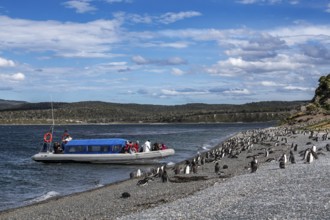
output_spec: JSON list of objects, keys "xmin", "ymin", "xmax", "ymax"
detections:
[{"xmin": 133, "ymin": 141, "xmax": 139, "ymax": 153}]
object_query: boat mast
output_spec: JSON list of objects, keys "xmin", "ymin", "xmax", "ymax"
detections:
[
  {"xmin": 51, "ymin": 101, "xmax": 55, "ymax": 134},
  {"xmin": 48, "ymin": 99, "xmax": 55, "ymax": 152}
]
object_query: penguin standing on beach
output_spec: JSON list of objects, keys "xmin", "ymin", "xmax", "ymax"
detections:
[
  {"xmin": 173, "ymin": 165, "xmax": 180, "ymax": 175},
  {"xmin": 184, "ymin": 161, "xmax": 191, "ymax": 174},
  {"xmin": 279, "ymin": 153, "xmax": 286, "ymax": 169},
  {"xmin": 289, "ymin": 151, "xmax": 296, "ymax": 164},
  {"xmin": 293, "ymin": 144, "xmax": 298, "ymax": 151},
  {"xmin": 192, "ymin": 161, "xmax": 198, "ymax": 174},
  {"xmin": 215, "ymin": 162, "xmax": 220, "ymax": 174},
  {"xmin": 136, "ymin": 169, "xmax": 142, "ymax": 177},
  {"xmin": 303, "ymin": 149, "xmax": 310, "ymax": 161},
  {"xmin": 161, "ymin": 170, "xmax": 168, "ymax": 183},
  {"xmin": 250, "ymin": 156, "xmax": 258, "ymax": 173},
  {"xmin": 306, "ymin": 150, "xmax": 315, "ymax": 163},
  {"xmin": 326, "ymin": 144, "xmax": 330, "ymax": 152}
]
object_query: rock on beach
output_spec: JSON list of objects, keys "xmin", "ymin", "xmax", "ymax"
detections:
[{"xmin": 1, "ymin": 126, "xmax": 329, "ymax": 220}]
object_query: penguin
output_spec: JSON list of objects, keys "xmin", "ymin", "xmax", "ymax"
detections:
[
  {"xmin": 279, "ymin": 160, "xmax": 285, "ymax": 169},
  {"xmin": 279, "ymin": 153, "xmax": 287, "ymax": 164},
  {"xmin": 250, "ymin": 156, "xmax": 258, "ymax": 173},
  {"xmin": 303, "ymin": 149, "xmax": 310, "ymax": 161},
  {"xmin": 184, "ymin": 161, "xmax": 191, "ymax": 174},
  {"xmin": 136, "ymin": 169, "xmax": 142, "ymax": 177},
  {"xmin": 310, "ymin": 146, "xmax": 318, "ymax": 159},
  {"xmin": 174, "ymin": 165, "xmax": 180, "ymax": 175},
  {"xmin": 279, "ymin": 154, "xmax": 286, "ymax": 169},
  {"xmin": 215, "ymin": 162, "xmax": 220, "ymax": 174},
  {"xmin": 293, "ymin": 144, "xmax": 298, "ymax": 151},
  {"xmin": 265, "ymin": 149, "xmax": 269, "ymax": 158},
  {"xmin": 289, "ymin": 151, "xmax": 296, "ymax": 164},
  {"xmin": 306, "ymin": 151, "xmax": 314, "ymax": 163},
  {"xmin": 121, "ymin": 192, "xmax": 131, "ymax": 198},
  {"xmin": 137, "ymin": 177, "xmax": 149, "ymax": 186},
  {"xmin": 192, "ymin": 161, "xmax": 198, "ymax": 174},
  {"xmin": 161, "ymin": 170, "xmax": 168, "ymax": 183},
  {"xmin": 201, "ymin": 156, "xmax": 205, "ymax": 165},
  {"xmin": 157, "ymin": 165, "xmax": 164, "ymax": 178},
  {"xmin": 130, "ymin": 169, "xmax": 142, "ymax": 179},
  {"xmin": 326, "ymin": 144, "xmax": 330, "ymax": 152},
  {"xmin": 312, "ymin": 145, "xmax": 317, "ymax": 153}
]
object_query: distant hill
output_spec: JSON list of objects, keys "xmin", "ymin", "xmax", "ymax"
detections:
[
  {"xmin": 0, "ymin": 100, "xmax": 308, "ymax": 124},
  {"xmin": 0, "ymin": 99, "xmax": 27, "ymax": 110}
]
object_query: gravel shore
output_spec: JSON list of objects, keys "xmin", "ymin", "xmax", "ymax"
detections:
[{"xmin": 1, "ymin": 126, "xmax": 329, "ymax": 220}]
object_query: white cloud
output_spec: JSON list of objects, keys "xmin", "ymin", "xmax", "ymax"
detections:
[
  {"xmin": 159, "ymin": 11, "xmax": 202, "ymax": 24},
  {"xmin": 0, "ymin": 16, "xmax": 122, "ymax": 58},
  {"xmin": 131, "ymin": 55, "xmax": 187, "ymax": 66},
  {"xmin": 106, "ymin": 0, "xmax": 132, "ymax": 3},
  {"xmin": 269, "ymin": 24, "xmax": 330, "ymax": 46},
  {"xmin": 260, "ymin": 81, "xmax": 281, "ymax": 86},
  {"xmin": 117, "ymin": 11, "xmax": 202, "ymax": 25},
  {"xmin": 283, "ymin": 85, "xmax": 312, "ymax": 91},
  {"xmin": 0, "ymin": 57, "xmax": 15, "ymax": 67},
  {"xmin": 161, "ymin": 88, "xmax": 207, "ymax": 96},
  {"xmin": 236, "ymin": 0, "xmax": 258, "ymax": 4},
  {"xmin": 223, "ymin": 88, "xmax": 251, "ymax": 95},
  {"xmin": 131, "ymin": 55, "xmax": 149, "ymax": 65},
  {"xmin": 236, "ymin": 0, "xmax": 283, "ymax": 4},
  {"xmin": 206, "ymin": 53, "xmax": 310, "ymax": 77},
  {"xmin": 0, "ymin": 72, "xmax": 25, "ymax": 82},
  {"xmin": 326, "ymin": 3, "xmax": 330, "ymax": 13},
  {"xmin": 63, "ymin": 0, "xmax": 97, "ymax": 13},
  {"xmin": 171, "ymin": 68, "xmax": 184, "ymax": 76}
]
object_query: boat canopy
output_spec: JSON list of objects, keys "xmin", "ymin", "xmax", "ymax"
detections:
[
  {"xmin": 65, "ymin": 138, "xmax": 127, "ymax": 147},
  {"xmin": 63, "ymin": 138, "xmax": 128, "ymax": 154}
]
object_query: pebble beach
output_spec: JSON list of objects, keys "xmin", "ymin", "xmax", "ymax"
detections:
[{"xmin": 1, "ymin": 125, "xmax": 329, "ymax": 220}]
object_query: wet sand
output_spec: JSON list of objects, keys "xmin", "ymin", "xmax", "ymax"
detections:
[{"xmin": 1, "ymin": 126, "xmax": 329, "ymax": 220}]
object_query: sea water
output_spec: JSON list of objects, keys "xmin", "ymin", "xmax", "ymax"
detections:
[{"xmin": 0, "ymin": 122, "xmax": 274, "ymax": 211}]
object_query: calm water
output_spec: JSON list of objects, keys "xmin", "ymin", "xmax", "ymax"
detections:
[{"xmin": 0, "ymin": 122, "xmax": 275, "ymax": 211}]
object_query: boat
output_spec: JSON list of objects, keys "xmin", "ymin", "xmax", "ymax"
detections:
[{"xmin": 32, "ymin": 138, "xmax": 175, "ymax": 164}]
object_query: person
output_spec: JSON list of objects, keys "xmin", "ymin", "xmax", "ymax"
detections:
[
  {"xmin": 123, "ymin": 141, "xmax": 132, "ymax": 153},
  {"xmin": 143, "ymin": 140, "xmax": 151, "ymax": 152},
  {"xmin": 53, "ymin": 142, "xmax": 63, "ymax": 154},
  {"xmin": 133, "ymin": 141, "xmax": 139, "ymax": 153},
  {"xmin": 61, "ymin": 129, "xmax": 72, "ymax": 143},
  {"xmin": 61, "ymin": 129, "xmax": 72, "ymax": 151},
  {"xmin": 161, "ymin": 143, "xmax": 167, "ymax": 150}
]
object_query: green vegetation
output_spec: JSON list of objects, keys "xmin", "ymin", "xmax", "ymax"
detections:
[
  {"xmin": 282, "ymin": 74, "xmax": 330, "ymax": 130},
  {"xmin": 312, "ymin": 73, "xmax": 330, "ymax": 111},
  {"xmin": 0, "ymin": 100, "xmax": 307, "ymax": 124}
]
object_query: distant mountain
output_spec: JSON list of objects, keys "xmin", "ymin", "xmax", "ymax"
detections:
[
  {"xmin": 0, "ymin": 99, "xmax": 27, "ymax": 110},
  {"xmin": 0, "ymin": 100, "xmax": 308, "ymax": 124}
]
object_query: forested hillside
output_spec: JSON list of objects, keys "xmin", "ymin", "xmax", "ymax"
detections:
[{"xmin": 0, "ymin": 100, "xmax": 307, "ymax": 124}]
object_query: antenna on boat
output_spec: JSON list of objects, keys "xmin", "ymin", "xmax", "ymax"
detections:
[
  {"xmin": 47, "ymin": 97, "xmax": 55, "ymax": 152},
  {"xmin": 51, "ymin": 99, "xmax": 55, "ymax": 133}
]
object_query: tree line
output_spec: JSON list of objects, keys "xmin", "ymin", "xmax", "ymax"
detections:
[{"xmin": 0, "ymin": 100, "xmax": 308, "ymax": 124}]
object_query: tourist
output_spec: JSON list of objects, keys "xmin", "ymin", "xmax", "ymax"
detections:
[
  {"xmin": 143, "ymin": 140, "xmax": 151, "ymax": 152},
  {"xmin": 161, "ymin": 143, "xmax": 167, "ymax": 150}
]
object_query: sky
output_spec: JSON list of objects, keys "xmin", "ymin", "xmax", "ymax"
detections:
[{"xmin": 0, "ymin": 0, "xmax": 330, "ymax": 105}]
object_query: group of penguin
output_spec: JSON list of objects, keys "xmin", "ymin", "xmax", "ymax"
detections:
[
  {"xmin": 132, "ymin": 165, "xmax": 169, "ymax": 186},
  {"xmin": 249, "ymin": 132, "xmax": 330, "ymax": 172},
  {"xmin": 131, "ymin": 128, "xmax": 329, "ymax": 188}
]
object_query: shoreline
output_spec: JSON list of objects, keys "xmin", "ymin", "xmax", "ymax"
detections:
[
  {"xmin": 1, "ymin": 125, "xmax": 329, "ymax": 219},
  {"xmin": 0, "ymin": 121, "xmax": 277, "ymax": 126}
]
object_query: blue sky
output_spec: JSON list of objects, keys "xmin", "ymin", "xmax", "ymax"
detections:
[{"xmin": 0, "ymin": 0, "xmax": 330, "ymax": 105}]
